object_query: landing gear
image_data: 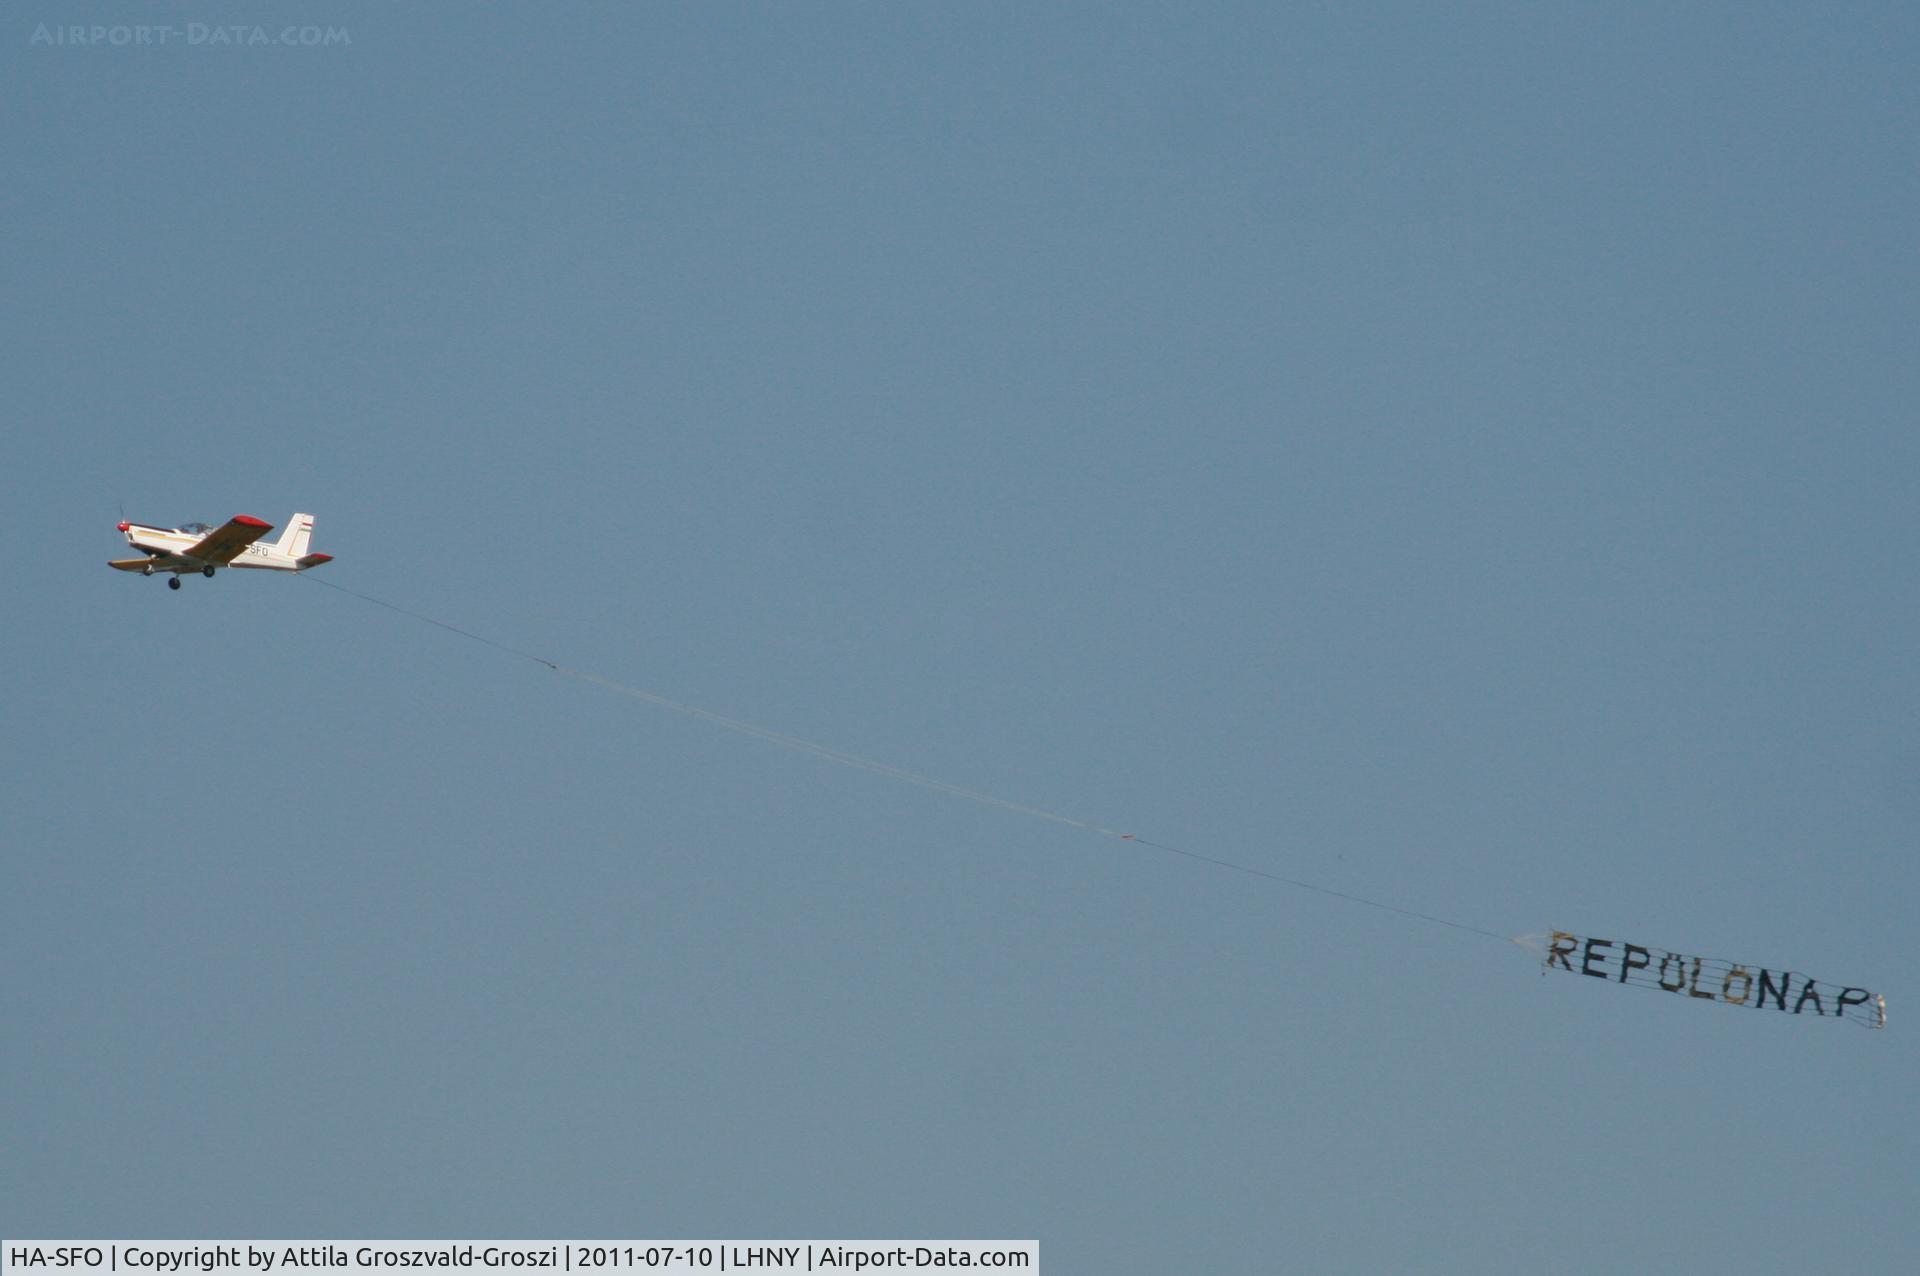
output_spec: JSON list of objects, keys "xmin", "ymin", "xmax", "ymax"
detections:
[
  {"xmin": 202, "ymin": 566, "xmax": 216, "ymax": 578},
  {"xmin": 168, "ymin": 577, "xmax": 182, "ymax": 590},
  {"xmin": 142, "ymin": 563, "xmax": 154, "ymax": 577}
]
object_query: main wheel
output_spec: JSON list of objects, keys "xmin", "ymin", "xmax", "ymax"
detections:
[
  {"xmin": 202, "ymin": 566, "xmax": 216, "ymax": 578},
  {"xmin": 168, "ymin": 577, "xmax": 182, "ymax": 590}
]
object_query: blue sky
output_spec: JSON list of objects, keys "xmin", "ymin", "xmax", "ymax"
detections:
[{"xmin": 5, "ymin": 4, "xmax": 1917, "ymax": 1270}]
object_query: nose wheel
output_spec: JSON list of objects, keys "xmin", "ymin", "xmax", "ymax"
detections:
[{"xmin": 168, "ymin": 577, "xmax": 182, "ymax": 590}]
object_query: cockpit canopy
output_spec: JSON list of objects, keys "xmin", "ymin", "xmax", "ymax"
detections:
[{"xmin": 176, "ymin": 522, "xmax": 214, "ymax": 534}]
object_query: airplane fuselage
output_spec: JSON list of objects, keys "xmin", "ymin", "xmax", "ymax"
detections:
[{"xmin": 120, "ymin": 523, "xmax": 301, "ymax": 571}]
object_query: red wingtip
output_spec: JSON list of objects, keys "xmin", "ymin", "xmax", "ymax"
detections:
[{"xmin": 234, "ymin": 515, "xmax": 272, "ymax": 529}]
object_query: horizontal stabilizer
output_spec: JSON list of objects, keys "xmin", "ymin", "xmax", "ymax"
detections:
[{"xmin": 296, "ymin": 553, "xmax": 334, "ymax": 570}]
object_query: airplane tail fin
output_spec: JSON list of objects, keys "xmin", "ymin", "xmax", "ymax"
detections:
[{"xmin": 275, "ymin": 513, "xmax": 315, "ymax": 560}]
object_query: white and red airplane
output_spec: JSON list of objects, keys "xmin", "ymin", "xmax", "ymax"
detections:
[{"xmin": 110, "ymin": 513, "xmax": 333, "ymax": 589}]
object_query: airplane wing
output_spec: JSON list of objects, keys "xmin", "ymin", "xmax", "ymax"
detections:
[
  {"xmin": 108, "ymin": 558, "xmax": 156, "ymax": 573},
  {"xmin": 183, "ymin": 515, "xmax": 274, "ymax": 564}
]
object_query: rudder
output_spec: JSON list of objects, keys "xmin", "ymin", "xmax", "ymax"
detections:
[{"xmin": 275, "ymin": 513, "xmax": 315, "ymax": 560}]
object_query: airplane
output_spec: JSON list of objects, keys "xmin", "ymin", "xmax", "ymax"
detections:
[{"xmin": 109, "ymin": 513, "xmax": 333, "ymax": 589}]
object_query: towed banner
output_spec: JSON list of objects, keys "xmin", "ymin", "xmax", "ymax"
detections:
[{"xmin": 1543, "ymin": 931, "xmax": 1886, "ymax": 1028}]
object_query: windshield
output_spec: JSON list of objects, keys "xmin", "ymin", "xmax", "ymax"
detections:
[{"xmin": 177, "ymin": 522, "xmax": 213, "ymax": 534}]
